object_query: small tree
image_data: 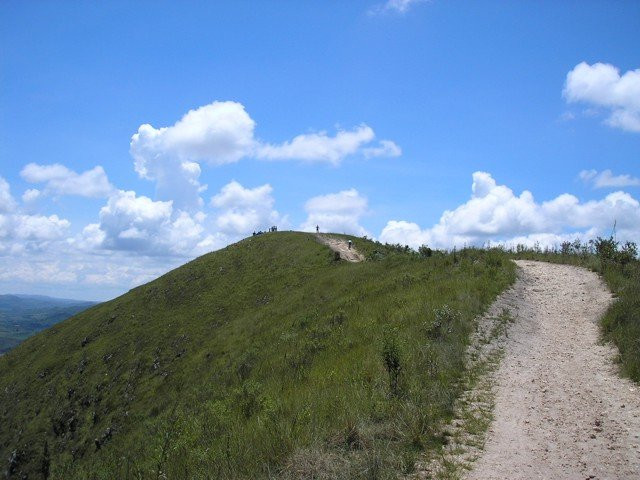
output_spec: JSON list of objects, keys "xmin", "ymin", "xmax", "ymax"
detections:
[
  {"xmin": 618, "ymin": 241, "xmax": 638, "ymax": 266},
  {"xmin": 382, "ymin": 330, "xmax": 403, "ymax": 396},
  {"xmin": 594, "ymin": 236, "xmax": 618, "ymax": 268}
]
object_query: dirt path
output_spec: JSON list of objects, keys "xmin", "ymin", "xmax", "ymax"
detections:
[
  {"xmin": 465, "ymin": 260, "xmax": 640, "ymax": 479},
  {"xmin": 316, "ymin": 234, "xmax": 364, "ymax": 262}
]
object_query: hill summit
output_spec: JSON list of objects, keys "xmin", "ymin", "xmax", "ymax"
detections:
[{"xmin": 0, "ymin": 232, "xmax": 515, "ymax": 479}]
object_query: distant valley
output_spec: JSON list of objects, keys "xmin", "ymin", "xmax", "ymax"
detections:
[{"xmin": 0, "ymin": 294, "xmax": 97, "ymax": 354}]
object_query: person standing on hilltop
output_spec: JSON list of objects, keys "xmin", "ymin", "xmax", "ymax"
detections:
[
  {"xmin": 316, "ymin": 225, "xmax": 319, "ymax": 233},
  {"xmin": 348, "ymin": 240, "xmax": 352, "ymax": 250}
]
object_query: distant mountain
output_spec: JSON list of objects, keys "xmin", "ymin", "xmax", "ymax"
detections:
[{"xmin": 0, "ymin": 294, "xmax": 97, "ymax": 354}]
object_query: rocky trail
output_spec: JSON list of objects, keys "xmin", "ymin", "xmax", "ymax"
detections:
[
  {"xmin": 316, "ymin": 234, "xmax": 365, "ymax": 263},
  {"xmin": 418, "ymin": 260, "xmax": 640, "ymax": 480}
]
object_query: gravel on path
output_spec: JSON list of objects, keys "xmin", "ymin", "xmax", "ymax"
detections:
[{"xmin": 466, "ymin": 260, "xmax": 640, "ymax": 480}]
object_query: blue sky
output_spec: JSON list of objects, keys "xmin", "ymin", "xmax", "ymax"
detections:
[{"xmin": 0, "ymin": 0, "xmax": 639, "ymax": 300}]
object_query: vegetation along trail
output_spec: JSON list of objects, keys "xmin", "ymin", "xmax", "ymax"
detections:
[{"xmin": 467, "ymin": 260, "xmax": 640, "ymax": 479}]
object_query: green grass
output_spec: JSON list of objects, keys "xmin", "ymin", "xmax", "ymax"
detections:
[
  {"xmin": 0, "ymin": 232, "xmax": 516, "ymax": 479},
  {"xmin": 512, "ymin": 239, "xmax": 640, "ymax": 382}
]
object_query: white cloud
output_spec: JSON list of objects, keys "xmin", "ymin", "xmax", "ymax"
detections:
[
  {"xmin": 563, "ymin": 62, "xmax": 640, "ymax": 133},
  {"xmin": 211, "ymin": 181, "xmax": 284, "ymax": 235},
  {"xmin": 20, "ymin": 163, "xmax": 114, "ymax": 198},
  {"xmin": 81, "ymin": 181, "xmax": 286, "ymax": 257},
  {"xmin": 0, "ymin": 176, "xmax": 72, "ymax": 254},
  {"xmin": 0, "ymin": 211, "xmax": 71, "ymax": 255},
  {"xmin": 301, "ymin": 189, "xmax": 369, "ymax": 236},
  {"xmin": 607, "ymin": 109, "xmax": 640, "ymax": 132},
  {"xmin": 380, "ymin": 171, "xmax": 640, "ymax": 249},
  {"xmin": 130, "ymin": 102, "xmax": 395, "ymax": 170},
  {"xmin": 256, "ymin": 125, "xmax": 377, "ymax": 165},
  {"xmin": 579, "ymin": 169, "xmax": 640, "ymax": 189},
  {"xmin": 0, "ymin": 260, "xmax": 79, "ymax": 284},
  {"xmin": 89, "ymin": 190, "xmax": 176, "ymax": 254},
  {"xmin": 129, "ymin": 101, "xmax": 400, "ymax": 208},
  {"xmin": 370, "ymin": 0, "xmax": 428, "ymax": 15},
  {"xmin": 363, "ymin": 139, "xmax": 402, "ymax": 158},
  {"xmin": 22, "ymin": 188, "xmax": 41, "ymax": 203},
  {"xmin": 211, "ymin": 181, "xmax": 274, "ymax": 210},
  {"xmin": 0, "ymin": 244, "xmax": 187, "ymax": 300},
  {"xmin": 130, "ymin": 101, "xmax": 256, "ymax": 210},
  {"xmin": 12, "ymin": 214, "xmax": 70, "ymax": 241},
  {"xmin": 78, "ymin": 189, "xmax": 213, "ymax": 257},
  {"xmin": 131, "ymin": 101, "xmax": 257, "ymax": 168},
  {"xmin": 0, "ymin": 177, "xmax": 17, "ymax": 213}
]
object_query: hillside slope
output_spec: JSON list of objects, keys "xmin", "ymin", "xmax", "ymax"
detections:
[{"xmin": 0, "ymin": 232, "xmax": 515, "ymax": 479}]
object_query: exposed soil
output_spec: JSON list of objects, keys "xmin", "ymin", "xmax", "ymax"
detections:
[
  {"xmin": 316, "ymin": 234, "xmax": 365, "ymax": 263},
  {"xmin": 416, "ymin": 260, "xmax": 640, "ymax": 479}
]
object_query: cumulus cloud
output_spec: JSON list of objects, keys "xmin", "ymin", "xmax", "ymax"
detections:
[
  {"xmin": 130, "ymin": 101, "xmax": 257, "ymax": 210},
  {"xmin": 380, "ymin": 171, "xmax": 640, "ymax": 249},
  {"xmin": 300, "ymin": 189, "xmax": 369, "ymax": 236},
  {"xmin": 95, "ymin": 190, "xmax": 173, "ymax": 252},
  {"xmin": 130, "ymin": 101, "xmax": 400, "ymax": 208},
  {"xmin": 0, "ymin": 177, "xmax": 17, "ymax": 213},
  {"xmin": 211, "ymin": 181, "xmax": 285, "ymax": 235},
  {"xmin": 257, "ymin": 125, "xmax": 381, "ymax": 165},
  {"xmin": 0, "ymin": 176, "xmax": 71, "ymax": 255},
  {"xmin": 80, "ymin": 180, "xmax": 286, "ymax": 257},
  {"xmin": 563, "ymin": 62, "xmax": 640, "ymax": 132},
  {"xmin": 579, "ymin": 169, "xmax": 640, "ymax": 189},
  {"xmin": 20, "ymin": 163, "xmax": 114, "ymax": 198},
  {"xmin": 0, "ymin": 212, "xmax": 70, "ymax": 253},
  {"xmin": 12, "ymin": 214, "xmax": 70, "ymax": 241},
  {"xmin": 0, "ymin": 212, "xmax": 71, "ymax": 254},
  {"xmin": 80, "ymin": 190, "xmax": 211, "ymax": 257},
  {"xmin": 131, "ymin": 101, "xmax": 257, "ymax": 168}
]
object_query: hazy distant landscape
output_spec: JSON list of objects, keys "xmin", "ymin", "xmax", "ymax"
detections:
[{"xmin": 0, "ymin": 295, "xmax": 97, "ymax": 353}]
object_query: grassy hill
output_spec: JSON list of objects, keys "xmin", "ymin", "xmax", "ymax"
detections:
[
  {"xmin": 0, "ymin": 295, "xmax": 97, "ymax": 354},
  {"xmin": 0, "ymin": 232, "xmax": 515, "ymax": 479}
]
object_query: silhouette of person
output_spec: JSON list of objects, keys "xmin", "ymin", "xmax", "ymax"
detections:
[
  {"xmin": 348, "ymin": 240, "xmax": 352, "ymax": 250},
  {"xmin": 316, "ymin": 225, "xmax": 319, "ymax": 233}
]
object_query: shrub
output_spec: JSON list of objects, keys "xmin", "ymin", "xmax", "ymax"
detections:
[
  {"xmin": 427, "ymin": 305, "xmax": 461, "ymax": 341},
  {"xmin": 234, "ymin": 380, "xmax": 267, "ymax": 418},
  {"xmin": 382, "ymin": 329, "xmax": 403, "ymax": 397}
]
